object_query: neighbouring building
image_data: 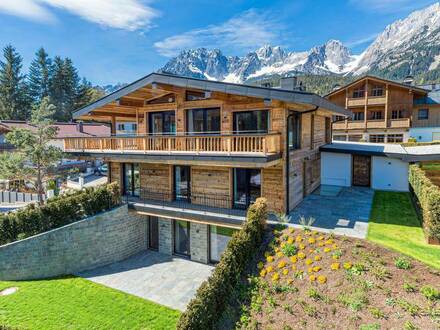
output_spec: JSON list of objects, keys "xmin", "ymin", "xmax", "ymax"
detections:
[
  {"xmin": 64, "ymin": 72, "xmax": 349, "ymax": 264},
  {"xmin": 326, "ymin": 75, "xmax": 440, "ymax": 143}
]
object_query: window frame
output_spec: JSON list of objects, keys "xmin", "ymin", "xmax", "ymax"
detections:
[
  {"xmin": 288, "ymin": 113, "xmax": 301, "ymax": 150},
  {"xmin": 232, "ymin": 110, "xmax": 269, "ymax": 134},
  {"xmin": 186, "ymin": 108, "xmax": 221, "ymax": 135},
  {"xmin": 418, "ymin": 108, "xmax": 429, "ymax": 120}
]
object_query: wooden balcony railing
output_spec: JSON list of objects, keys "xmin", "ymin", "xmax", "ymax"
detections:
[
  {"xmin": 388, "ymin": 118, "xmax": 411, "ymax": 128},
  {"xmin": 64, "ymin": 133, "xmax": 282, "ymax": 156}
]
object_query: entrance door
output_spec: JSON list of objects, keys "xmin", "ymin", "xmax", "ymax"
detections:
[
  {"xmin": 148, "ymin": 216, "xmax": 159, "ymax": 250},
  {"xmin": 233, "ymin": 168, "xmax": 261, "ymax": 209},
  {"xmin": 352, "ymin": 155, "xmax": 371, "ymax": 187}
]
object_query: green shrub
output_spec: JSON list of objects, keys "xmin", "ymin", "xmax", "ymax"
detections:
[
  {"xmin": 281, "ymin": 242, "xmax": 297, "ymax": 257},
  {"xmin": 395, "ymin": 256, "xmax": 412, "ymax": 270},
  {"xmin": 409, "ymin": 165, "xmax": 440, "ymax": 241},
  {"xmin": 0, "ymin": 183, "xmax": 121, "ymax": 245},
  {"xmin": 176, "ymin": 198, "xmax": 267, "ymax": 330},
  {"xmin": 420, "ymin": 285, "xmax": 440, "ymax": 301}
]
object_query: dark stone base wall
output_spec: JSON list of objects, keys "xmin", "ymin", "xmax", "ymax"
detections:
[{"xmin": 0, "ymin": 205, "xmax": 148, "ymax": 281}]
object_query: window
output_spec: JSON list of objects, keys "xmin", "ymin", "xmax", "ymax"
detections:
[
  {"xmin": 369, "ymin": 134, "xmax": 385, "ymax": 143},
  {"xmin": 333, "ymin": 135, "xmax": 347, "ymax": 141},
  {"xmin": 371, "ymin": 111, "xmax": 383, "ymax": 120},
  {"xmin": 209, "ymin": 225, "xmax": 238, "ymax": 263},
  {"xmin": 288, "ymin": 113, "xmax": 301, "ymax": 149},
  {"xmin": 116, "ymin": 122, "xmax": 137, "ymax": 135},
  {"xmin": 352, "ymin": 87, "xmax": 365, "ymax": 98},
  {"xmin": 187, "ymin": 108, "xmax": 220, "ymax": 134},
  {"xmin": 387, "ymin": 134, "xmax": 403, "ymax": 143},
  {"xmin": 123, "ymin": 163, "xmax": 140, "ymax": 197},
  {"xmin": 174, "ymin": 220, "xmax": 190, "ymax": 256},
  {"xmin": 348, "ymin": 135, "xmax": 363, "ymax": 142},
  {"xmin": 418, "ymin": 109, "xmax": 429, "ymax": 120},
  {"xmin": 186, "ymin": 90, "xmax": 209, "ymax": 101},
  {"xmin": 174, "ymin": 166, "xmax": 191, "ymax": 202},
  {"xmin": 391, "ymin": 110, "xmax": 404, "ymax": 119},
  {"xmin": 233, "ymin": 110, "xmax": 269, "ymax": 134},
  {"xmin": 371, "ymin": 85, "xmax": 384, "ymax": 97},
  {"xmin": 353, "ymin": 112, "xmax": 364, "ymax": 121},
  {"xmin": 148, "ymin": 111, "xmax": 176, "ymax": 135},
  {"xmin": 233, "ymin": 169, "xmax": 261, "ymax": 209}
]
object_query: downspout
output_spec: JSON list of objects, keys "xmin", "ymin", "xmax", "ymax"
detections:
[{"xmin": 285, "ymin": 105, "xmax": 319, "ymax": 214}]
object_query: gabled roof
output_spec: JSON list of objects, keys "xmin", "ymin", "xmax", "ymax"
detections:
[
  {"xmin": 326, "ymin": 75, "xmax": 429, "ymax": 98},
  {"xmin": 0, "ymin": 120, "xmax": 110, "ymax": 138},
  {"xmin": 73, "ymin": 72, "xmax": 351, "ymax": 119}
]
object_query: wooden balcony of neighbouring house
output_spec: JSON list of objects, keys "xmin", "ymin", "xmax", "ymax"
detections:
[
  {"xmin": 332, "ymin": 120, "xmax": 366, "ymax": 130},
  {"xmin": 63, "ymin": 132, "xmax": 282, "ymax": 167},
  {"xmin": 346, "ymin": 96, "xmax": 387, "ymax": 107},
  {"xmin": 388, "ymin": 118, "xmax": 411, "ymax": 128},
  {"xmin": 366, "ymin": 120, "xmax": 387, "ymax": 129},
  {"xmin": 127, "ymin": 189, "xmax": 248, "ymax": 227}
]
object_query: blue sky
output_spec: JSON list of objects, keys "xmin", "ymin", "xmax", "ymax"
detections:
[{"xmin": 0, "ymin": 0, "xmax": 437, "ymax": 85}]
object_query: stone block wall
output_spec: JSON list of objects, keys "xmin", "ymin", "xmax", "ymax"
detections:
[
  {"xmin": 158, "ymin": 217, "xmax": 173, "ymax": 255},
  {"xmin": 0, "ymin": 205, "xmax": 148, "ymax": 281},
  {"xmin": 190, "ymin": 222, "xmax": 208, "ymax": 263}
]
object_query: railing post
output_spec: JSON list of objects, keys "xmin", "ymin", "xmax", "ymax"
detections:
[
  {"xmin": 196, "ymin": 138, "xmax": 200, "ymax": 154},
  {"xmin": 263, "ymin": 136, "xmax": 267, "ymax": 155},
  {"xmin": 227, "ymin": 136, "xmax": 232, "ymax": 155}
]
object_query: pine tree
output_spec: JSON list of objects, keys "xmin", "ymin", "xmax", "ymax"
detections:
[
  {"xmin": 28, "ymin": 47, "xmax": 52, "ymax": 104},
  {"xmin": 62, "ymin": 57, "xmax": 80, "ymax": 120},
  {"xmin": 0, "ymin": 45, "xmax": 30, "ymax": 120},
  {"xmin": 49, "ymin": 56, "xmax": 66, "ymax": 121}
]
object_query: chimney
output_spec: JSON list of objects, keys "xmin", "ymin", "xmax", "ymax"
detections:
[
  {"xmin": 280, "ymin": 76, "xmax": 298, "ymax": 91},
  {"xmin": 76, "ymin": 121, "xmax": 84, "ymax": 133},
  {"xmin": 403, "ymin": 75, "xmax": 414, "ymax": 86}
]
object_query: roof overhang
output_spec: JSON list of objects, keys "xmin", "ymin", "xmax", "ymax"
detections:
[{"xmin": 74, "ymin": 73, "xmax": 351, "ymax": 119}]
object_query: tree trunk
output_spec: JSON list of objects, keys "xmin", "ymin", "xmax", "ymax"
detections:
[{"xmin": 37, "ymin": 165, "xmax": 43, "ymax": 205}]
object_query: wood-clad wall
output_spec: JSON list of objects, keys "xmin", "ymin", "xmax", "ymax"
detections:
[
  {"xmin": 191, "ymin": 166, "xmax": 230, "ymax": 197},
  {"xmin": 262, "ymin": 165, "xmax": 285, "ymax": 213},
  {"xmin": 140, "ymin": 163, "xmax": 172, "ymax": 194},
  {"xmin": 412, "ymin": 105, "xmax": 440, "ymax": 128}
]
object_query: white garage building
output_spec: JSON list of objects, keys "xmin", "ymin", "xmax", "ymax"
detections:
[{"xmin": 320, "ymin": 142, "xmax": 440, "ymax": 192}]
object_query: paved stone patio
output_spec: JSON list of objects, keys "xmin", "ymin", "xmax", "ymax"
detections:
[
  {"xmin": 78, "ymin": 250, "xmax": 214, "ymax": 311},
  {"xmin": 288, "ymin": 186, "xmax": 374, "ymax": 238}
]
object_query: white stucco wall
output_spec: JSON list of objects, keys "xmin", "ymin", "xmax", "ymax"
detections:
[
  {"xmin": 321, "ymin": 152, "xmax": 351, "ymax": 187},
  {"xmin": 371, "ymin": 156, "xmax": 409, "ymax": 192},
  {"xmin": 409, "ymin": 127, "xmax": 440, "ymax": 142}
]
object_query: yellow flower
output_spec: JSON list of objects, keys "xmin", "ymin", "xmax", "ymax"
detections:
[
  {"xmin": 318, "ymin": 236, "xmax": 324, "ymax": 241},
  {"xmin": 332, "ymin": 244, "xmax": 338, "ymax": 249},
  {"xmin": 272, "ymin": 273, "xmax": 279, "ymax": 281},
  {"xmin": 343, "ymin": 262, "xmax": 352, "ymax": 270},
  {"xmin": 287, "ymin": 237, "xmax": 294, "ymax": 244},
  {"xmin": 314, "ymin": 255, "xmax": 322, "ymax": 261},
  {"xmin": 331, "ymin": 263, "xmax": 340, "ymax": 270},
  {"xmin": 305, "ymin": 258, "xmax": 313, "ymax": 265},
  {"xmin": 291, "ymin": 265, "xmax": 297, "ymax": 271},
  {"xmin": 264, "ymin": 251, "xmax": 270, "ymax": 258},
  {"xmin": 280, "ymin": 242, "xmax": 286, "ymax": 248},
  {"xmin": 266, "ymin": 256, "xmax": 274, "ymax": 262},
  {"xmin": 298, "ymin": 252, "xmax": 306, "ymax": 259},
  {"xmin": 308, "ymin": 267, "xmax": 314, "ymax": 273},
  {"xmin": 309, "ymin": 275, "xmax": 316, "ymax": 282},
  {"xmin": 289, "ymin": 227, "xmax": 295, "ymax": 234},
  {"xmin": 290, "ymin": 256, "xmax": 298, "ymax": 263},
  {"xmin": 332, "ymin": 254, "xmax": 340, "ymax": 260},
  {"xmin": 287, "ymin": 278, "xmax": 294, "ymax": 285},
  {"xmin": 276, "ymin": 251, "xmax": 283, "ymax": 258},
  {"xmin": 260, "ymin": 269, "xmax": 267, "ymax": 277},
  {"xmin": 278, "ymin": 261, "xmax": 287, "ymax": 268},
  {"xmin": 325, "ymin": 239, "xmax": 334, "ymax": 245},
  {"xmin": 267, "ymin": 265, "xmax": 274, "ymax": 273},
  {"xmin": 299, "ymin": 244, "xmax": 305, "ymax": 250},
  {"xmin": 258, "ymin": 261, "xmax": 264, "ymax": 269},
  {"xmin": 313, "ymin": 266, "xmax": 321, "ymax": 272},
  {"xmin": 308, "ymin": 238, "xmax": 316, "ymax": 244},
  {"xmin": 282, "ymin": 268, "xmax": 289, "ymax": 276},
  {"xmin": 311, "ymin": 231, "xmax": 318, "ymax": 236},
  {"xmin": 295, "ymin": 236, "xmax": 303, "ymax": 242},
  {"xmin": 317, "ymin": 275, "xmax": 327, "ymax": 284},
  {"xmin": 324, "ymin": 247, "xmax": 331, "ymax": 253},
  {"xmin": 318, "ymin": 242, "xmax": 325, "ymax": 247},
  {"xmin": 275, "ymin": 247, "xmax": 280, "ymax": 252}
]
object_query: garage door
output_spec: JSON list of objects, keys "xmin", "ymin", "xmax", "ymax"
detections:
[{"xmin": 352, "ymin": 155, "xmax": 371, "ymax": 187}]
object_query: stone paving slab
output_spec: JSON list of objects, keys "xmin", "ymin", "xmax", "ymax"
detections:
[
  {"xmin": 288, "ymin": 186, "xmax": 374, "ymax": 239},
  {"xmin": 78, "ymin": 250, "xmax": 214, "ymax": 311}
]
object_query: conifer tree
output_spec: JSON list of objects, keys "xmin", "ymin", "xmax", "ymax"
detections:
[{"xmin": 28, "ymin": 47, "xmax": 52, "ymax": 104}]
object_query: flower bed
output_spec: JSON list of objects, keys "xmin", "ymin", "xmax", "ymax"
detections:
[{"xmin": 238, "ymin": 226, "xmax": 440, "ymax": 329}]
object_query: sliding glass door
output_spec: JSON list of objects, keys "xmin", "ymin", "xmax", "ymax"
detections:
[
  {"xmin": 123, "ymin": 163, "xmax": 140, "ymax": 197},
  {"xmin": 209, "ymin": 225, "xmax": 238, "ymax": 263},
  {"xmin": 148, "ymin": 111, "xmax": 176, "ymax": 135},
  {"xmin": 233, "ymin": 168, "xmax": 261, "ymax": 209},
  {"xmin": 174, "ymin": 165, "xmax": 191, "ymax": 202},
  {"xmin": 233, "ymin": 110, "xmax": 269, "ymax": 134},
  {"xmin": 174, "ymin": 220, "xmax": 190, "ymax": 256},
  {"xmin": 187, "ymin": 108, "xmax": 220, "ymax": 134},
  {"xmin": 148, "ymin": 216, "xmax": 159, "ymax": 250}
]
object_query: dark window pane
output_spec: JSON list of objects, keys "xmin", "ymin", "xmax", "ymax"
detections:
[
  {"xmin": 233, "ymin": 168, "xmax": 261, "ymax": 209},
  {"xmin": 175, "ymin": 166, "xmax": 190, "ymax": 201},
  {"xmin": 187, "ymin": 108, "xmax": 220, "ymax": 134},
  {"xmin": 174, "ymin": 220, "xmax": 190, "ymax": 256},
  {"xmin": 233, "ymin": 110, "xmax": 268, "ymax": 134},
  {"xmin": 149, "ymin": 216, "xmax": 159, "ymax": 250},
  {"xmin": 149, "ymin": 111, "xmax": 176, "ymax": 135}
]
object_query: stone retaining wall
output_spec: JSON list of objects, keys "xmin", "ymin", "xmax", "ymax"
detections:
[{"xmin": 0, "ymin": 205, "xmax": 148, "ymax": 281}]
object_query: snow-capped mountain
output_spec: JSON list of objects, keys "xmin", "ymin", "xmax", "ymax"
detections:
[
  {"xmin": 161, "ymin": 40, "xmax": 358, "ymax": 83},
  {"xmin": 159, "ymin": 2, "xmax": 440, "ymax": 84}
]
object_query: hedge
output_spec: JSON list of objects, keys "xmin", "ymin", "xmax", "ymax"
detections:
[
  {"xmin": 177, "ymin": 197, "xmax": 267, "ymax": 330},
  {"xmin": 409, "ymin": 165, "xmax": 440, "ymax": 241},
  {"xmin": 0, "ymin": 182, "xmax": 121, "ymax": 245}
]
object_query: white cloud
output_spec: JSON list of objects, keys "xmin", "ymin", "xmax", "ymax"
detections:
[
  {"xmin": 345, "ymin": 33, "xmax": 379, "ymax": 47},
  {"xmin": 0, "ymin": 0, "xmax": 158, "ymax": 30},
  {"xmin": 349, "ymin": 0, "xmax": 437, "ymax": 13},
  {"xmin": 154, "ymin": 9, "xmax": 283, "ymax": 57}
]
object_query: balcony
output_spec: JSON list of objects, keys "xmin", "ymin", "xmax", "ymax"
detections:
[
  {"xmin": 128, "ymin": 190, "xmax": 248, "ymax": 226},
  {"xmin": 332, "ymin": 120, "xmax": 366, "ymax": 130},
  {"xmin": 346, "ymin": 96, "xmax": 386, "ymax": 107},
  {"xmin": 388, "ymin": 118, "xmax": 411, "ymax": 128},
  {"xmin": 366, "ymin": 120, "xmax": 386, "ymax": 129}
]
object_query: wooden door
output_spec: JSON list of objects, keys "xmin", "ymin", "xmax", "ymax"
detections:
[{"xmin": 352, "ymin": 155, "xmax": 371, "ymax": 187}]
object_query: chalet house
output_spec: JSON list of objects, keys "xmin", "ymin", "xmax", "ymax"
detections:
[
  {"xmin": 326, "ymin": 76, "xmax": 440, "ymax": 143},
  {"xmin": 65, "ymin": 73, "xmax": 349, "ymax": 264}
]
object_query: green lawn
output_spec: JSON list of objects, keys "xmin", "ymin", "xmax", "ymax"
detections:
[
  {"xmin": 0, "ymin": 276, "xmax": 180, "ymax": 330},
  {"xmin": 367, "ymin": 191, "xmax": 440, "ymax": 269}
]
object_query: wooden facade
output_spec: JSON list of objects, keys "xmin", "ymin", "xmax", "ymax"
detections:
[
  {"xmin": 327, "ymin": 76, "xmax": 439, "ymax": 143},
  {"xmin": 67, "ymin": 73, "xmax": 345, "ymax": 225}
]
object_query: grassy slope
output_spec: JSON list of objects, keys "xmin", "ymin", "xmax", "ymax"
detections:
[
  {"xmin": 367, "ymin": 191, "xmax": 440, "ymax": 269},
  {"xmin": 0, "ymin": 276, "xmax": 180, "ymax": 330}
]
